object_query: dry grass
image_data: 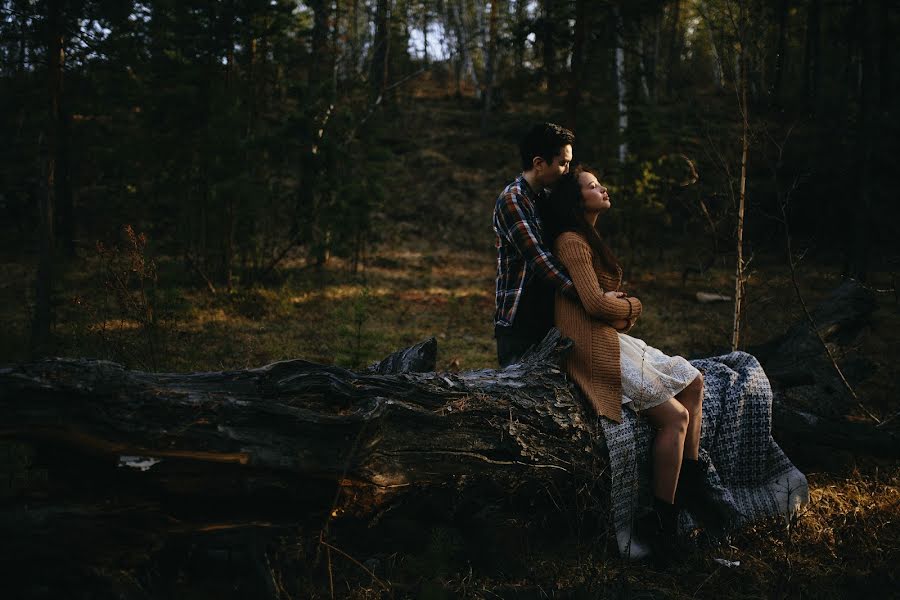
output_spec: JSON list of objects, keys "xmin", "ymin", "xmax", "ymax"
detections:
[{"xmin": 2, "ymin": 96, "xmax": 897, "ymax": 598}]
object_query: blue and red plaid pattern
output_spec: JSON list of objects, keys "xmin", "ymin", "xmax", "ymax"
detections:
[{"xmin": 492, "ymin": 174, "xmax": 576, "ymax": 327}]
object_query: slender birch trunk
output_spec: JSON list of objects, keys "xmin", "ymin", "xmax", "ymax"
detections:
[
  {"xmin": 480, "ymin": 0, "xmax": 500, "ymax": 134},
  {"xmin": 614, "ymin": 7, "xmax": 628, "ymax": 164},
  {"xmin": 732, "ymin": 10, "xmax": 750, "ymax": 352}
]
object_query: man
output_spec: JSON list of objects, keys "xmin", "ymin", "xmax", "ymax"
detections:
[{"xmin": 492, "ymin": 122, "xmax": 578, "ymax": 367}]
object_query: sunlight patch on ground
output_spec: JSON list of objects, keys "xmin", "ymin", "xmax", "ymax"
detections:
[{"xmin": 88, "ymin": 318, "xmax": 142, "ymax": 332}]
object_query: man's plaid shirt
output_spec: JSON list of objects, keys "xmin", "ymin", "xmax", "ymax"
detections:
[{"xmin": 492, "ymin": 174, "xmax": 576, "ymax": 328}]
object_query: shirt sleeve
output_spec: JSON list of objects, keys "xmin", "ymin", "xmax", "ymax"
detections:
[
  {"xmin": 555, "ymin": 233, "xmax": 643, "ymax": 321},
  {"xmin": 494, "ymin": 191, "xmax": 578, "ymax": 300}
]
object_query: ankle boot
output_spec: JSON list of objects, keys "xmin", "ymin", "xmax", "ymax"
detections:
[
  {"xmin": 634, "ymin": 497, "xmax": 680, "ymax": 568},
  {"xmin": 675, "ymin": 458, "xmax": 738, "ymax": 537}
]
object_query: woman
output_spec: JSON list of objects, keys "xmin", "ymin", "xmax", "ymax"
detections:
[{"xmin": 541, "ymin": 166, "xmax": 731, "ymax": 560}]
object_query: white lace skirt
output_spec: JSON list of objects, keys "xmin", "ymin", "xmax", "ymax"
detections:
[{"xmin": 618, "ymin": 333, "xmax": 701, "ymax": 412}]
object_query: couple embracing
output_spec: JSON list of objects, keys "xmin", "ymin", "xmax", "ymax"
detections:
[{"xmin": 491, "ymin": 123, "xmax": 735, "ymax": 561}]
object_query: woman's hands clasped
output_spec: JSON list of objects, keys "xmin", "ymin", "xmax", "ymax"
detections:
[{"xmin": 603, "ymin": 290, "xmax": 635, "ymax": 332}]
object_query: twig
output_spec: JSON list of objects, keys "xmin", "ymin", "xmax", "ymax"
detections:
[
  {"xmin": 325, "ymin": 539, "xmax": 334, "ymax": 600},
  {"xmin": 692, "ymin": 564, "xmax": 724, "ymax": 598},
  {"xmin": 184, "ymin": 252, "xmax": 217, "ymax": 295},
  {"xmin": 779, "ymin": 191, "xmax": 881, "ymax": 424},
  {"xmin": 257, "ymin": 231, "xmax": 304, "ymax": 280},
  {"xmin": 875, "ymin": 410, "xmax": 899, "ymax": 429},
  {"xmin": 319, "ymin": 538, "xmax": 391, "ymax": 593}
]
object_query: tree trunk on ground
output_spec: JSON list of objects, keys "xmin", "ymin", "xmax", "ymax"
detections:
[
  {"xmin": 1, "ymin": 331, "xmax": 600, "ymax": 569},
  {"xmin": 4, "ymin": 282, "xmax": 894, "ymax": 594},
  {"xmin": 7, "ymin": 282, "xmax": 894, "ymax": 505}
]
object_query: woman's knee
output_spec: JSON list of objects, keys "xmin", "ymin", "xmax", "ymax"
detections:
[
  {"xmin": 671, "ymin": 402, "xmax": 690, "ymax": 432},
  {"xmin": 648, "ymin": 400, "xmax": 689, "ymax": 433},
  {"xmin": 679, "ymin": 373, "xmax": 704, "ymax": 413}
]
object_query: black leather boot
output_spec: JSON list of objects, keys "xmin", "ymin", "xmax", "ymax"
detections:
[
  {"xmin": 675, "ymin": 458, "xmax": 739, "ymax": 537},
  {"xmin": 634, "ymin": 497, "xmax": 681, "ymax": 568}
]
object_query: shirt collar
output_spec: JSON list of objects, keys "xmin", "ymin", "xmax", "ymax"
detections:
[{"xmin": 517, "ymin": 173, "xmax": 547, "ymax": 203}]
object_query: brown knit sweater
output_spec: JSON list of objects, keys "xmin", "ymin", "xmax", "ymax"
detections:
[{"xmin": 554, "ymin": 232, "xmax": 643, "ymax": 423}]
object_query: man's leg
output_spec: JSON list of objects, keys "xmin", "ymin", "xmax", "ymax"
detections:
[{"xmin": 496, "ymin": 332, "xmax": 538, "ymax": 368}]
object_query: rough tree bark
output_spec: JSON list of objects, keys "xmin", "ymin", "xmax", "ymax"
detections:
[{"xmin": 3, "ymin": 282, "xmax": 895, "ymax": 582}]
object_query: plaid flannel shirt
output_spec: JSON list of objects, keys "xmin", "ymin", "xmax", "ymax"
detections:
[{"xmin": 493, "ymin": 174, "xmax": 576, "ymax": 328}]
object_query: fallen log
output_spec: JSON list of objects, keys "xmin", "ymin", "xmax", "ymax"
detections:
[
  {"xmin": 1, "ymin": 280, "xmax": 896, "ymax": 595},
  {"xmin": 0, "ymin": 331, "xmax": 603, "ymax": 571}
]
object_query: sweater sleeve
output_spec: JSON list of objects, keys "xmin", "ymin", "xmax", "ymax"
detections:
[{"xmin": 555, "ymin": 233, "xmax": 637, "ymax": 321}]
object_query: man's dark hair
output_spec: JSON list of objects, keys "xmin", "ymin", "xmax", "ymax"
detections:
[{"xmin": 519, "ymin": 122, "xmax": 575, "ymax": 171}]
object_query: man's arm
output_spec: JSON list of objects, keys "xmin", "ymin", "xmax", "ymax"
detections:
[
  {"xmin": 555, "ymin": 233, "xmax": 642, "ymax": 321},
  {"xmin": 494, "ymin": 192, "xmax": 578, "ymax": 300}
]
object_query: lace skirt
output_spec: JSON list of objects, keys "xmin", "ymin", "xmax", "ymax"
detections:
[{"xmin": 619, "ymin": 333, "xmax": 701, "ymax": 412}]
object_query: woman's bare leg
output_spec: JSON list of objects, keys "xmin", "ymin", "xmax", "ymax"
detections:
[
  {"xmin": 674, "ymin": 373, "xmax": 704, "ymax": 461},
  {"xmin": 642, "ymin": 399, "xmax": 690, "ymax": 503}
]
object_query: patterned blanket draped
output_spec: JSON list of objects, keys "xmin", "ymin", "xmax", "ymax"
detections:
[{"xmin": 598, "ymin": 351, "xmax": 809, "ymax": 558}]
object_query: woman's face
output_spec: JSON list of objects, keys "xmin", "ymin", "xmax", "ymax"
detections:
[{"xmin": 579, "ymin": 171, "xmax": 610, "ymax": 214}]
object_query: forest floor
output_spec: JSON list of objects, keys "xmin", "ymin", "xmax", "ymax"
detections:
[{"xmin": 1, "ymin": 93, "xmax": 898, "ymax": 598}]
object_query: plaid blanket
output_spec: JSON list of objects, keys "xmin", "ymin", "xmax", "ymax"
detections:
[{"xmin": 599, "ymin": 351, "xmax": 809, "ymax": 558}]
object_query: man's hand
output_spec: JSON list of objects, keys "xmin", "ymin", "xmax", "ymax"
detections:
[{"xmin": 603, "ymin": 290, "xmax": 626, "ymax": 299}]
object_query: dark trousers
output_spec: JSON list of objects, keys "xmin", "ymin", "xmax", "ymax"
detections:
[{"xmin": 495, "ymin": 328, "xmax": 547, "ymax": 368}]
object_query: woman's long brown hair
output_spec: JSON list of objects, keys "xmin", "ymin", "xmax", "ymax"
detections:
[{"xmin": 541, "ymin": 165, "xmax": 621, "ymax": 276}]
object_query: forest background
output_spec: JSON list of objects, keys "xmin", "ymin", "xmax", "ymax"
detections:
[{"xmin": 1, "ymin": 0, "xmax": 898, "ymax": 598}]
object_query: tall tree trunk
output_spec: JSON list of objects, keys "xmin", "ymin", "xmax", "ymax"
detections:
[
  {"xmin": 17, "ymin": 4, "xmax": 27, "ymax": 75},
  {"xmin": 803, "ymin": 0, "xmax": 821, "ymax": 114},
  {"xmin": 224, "ymin": 3, "xmax": 236, "ymax": 292},
  {"xmin": 665, "ymin": 0, "xmax": 681, "ymax": 98},
  {"xmin": 772, "ymin": 0, "xmax": 788, "ymax": 105},
  {"xmin": 614, "ymin": 6, "xmax": 627, "ymax": 164},
  {"xmin": 53, "ymin": 6, "xmax": 73, "ymax": 258},
  {"xmin": 371, "ymin": 0, "xmax": 391, "ymax": 102},
  {"xmin": 32, "ymin": 0, "xmax": 66, "ymax": 356},
  {"xmin": 513, "ymin": 0, "xmax": 525, "ymax": 71},
  {"xmin": 350, "ymin": 0, "xmax": 360, "ymax": 73},
  {"xmin": 565, "ymin": 0, "xmax": 586, "ymax": 130},
  {"xmin": 637, "ymin": 27, "xmax": 650, "ymax": 102},
  {"xmin": 421, "ymin": 0, "xmax": 429, "ymax": 63},
  {"xmin": 542, "ymin": 0, "xmax": 556, "ymax": 89},
  {"xmin": 878, "ymin": 0, "xmax": 891, "ymax": 109},
  {"xmin": 480, "ymin": 0, "xmax": 500, "ymax": 135},
  {"xmin": 849, "ymin": 0, "xmax": 879, "ymax": 282},
  {"xmin": 332, "ymin": 0, "xmax": 341, "ymax": 101},
  {"xmin": 650, "ymin": 6, "xmax": 661, "ymax": 102},
  {"xmin": 310, "ymin": 0, "xmax": 330, "ymax": 91},
  {"xmin": 450, "ymin": 0, "xmax": 478, "ymax": 95}
]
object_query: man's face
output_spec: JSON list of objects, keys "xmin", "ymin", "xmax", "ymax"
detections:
[{"xmin": 538, "ymin": 144, "xmax": 573, "ymax": 187}]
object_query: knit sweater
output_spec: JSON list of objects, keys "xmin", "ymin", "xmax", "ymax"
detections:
[{"xmin": 553, "ymin": 231, "xmax": 643, "ymax": 423}]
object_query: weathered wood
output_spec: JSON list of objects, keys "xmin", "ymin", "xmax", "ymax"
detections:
[
  {"xmin": 1, "ymin": 280, "xmax": 896, "ymax": 583},
  {"xmin": 0, "ymin": 330, "xmax": 604, "ymax": 569},
  {"xmin": 753, "ymin": 279, "xmax": 877, "ymax": 388}
]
